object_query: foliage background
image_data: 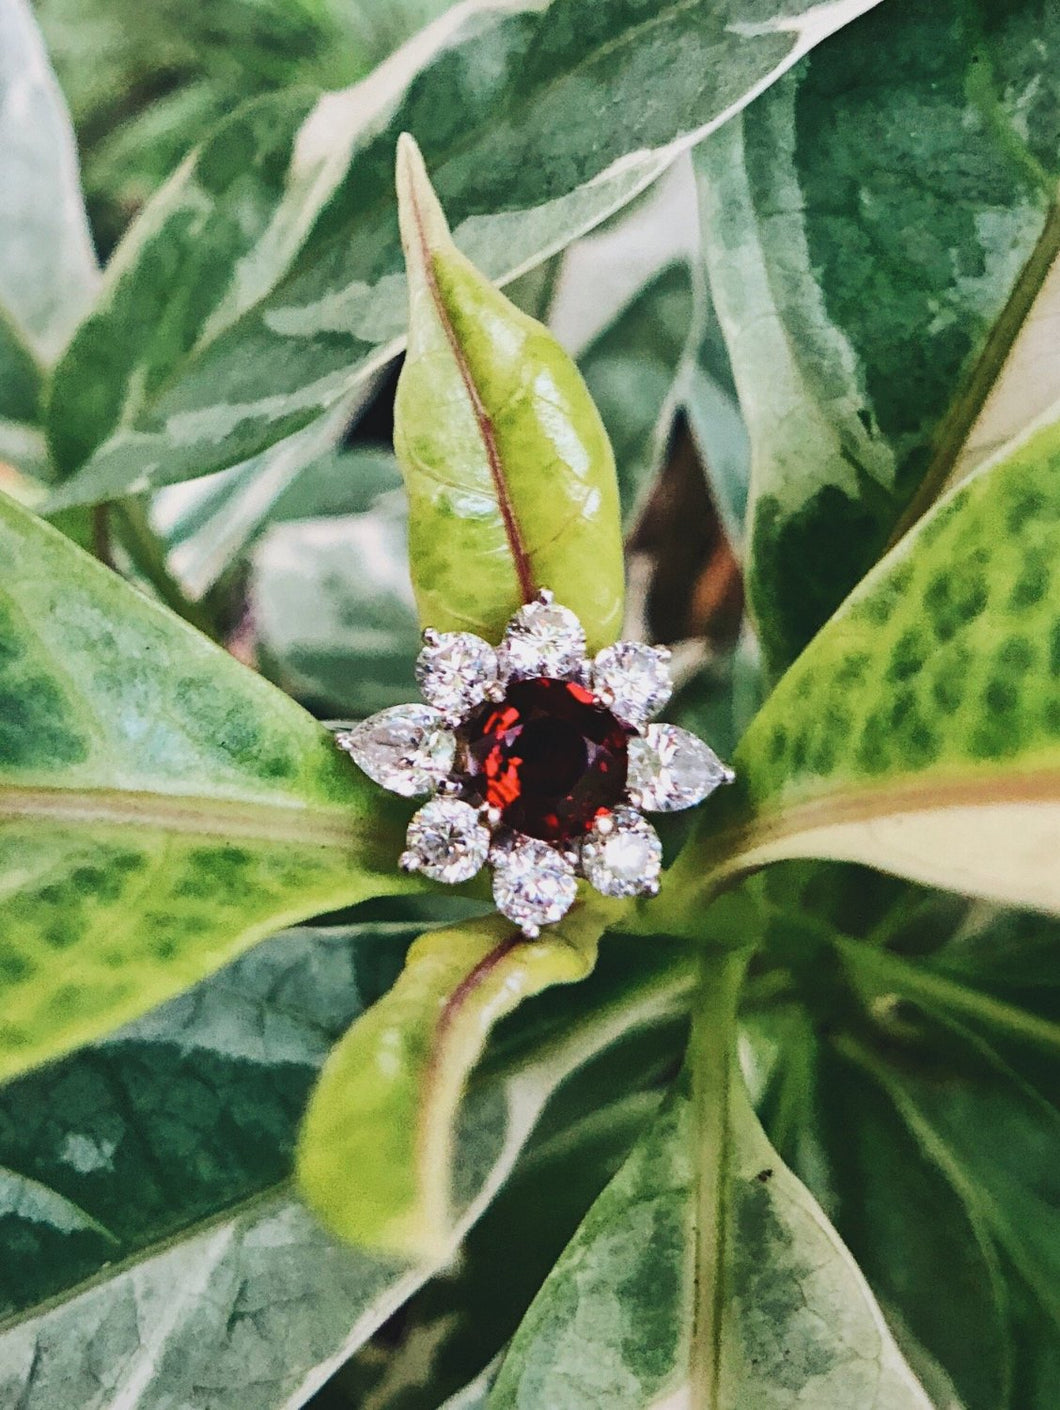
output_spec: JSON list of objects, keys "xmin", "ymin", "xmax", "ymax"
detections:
[{"xmin": 2, "ymin": 0, "xmax": 1060, "ymax": 1406}]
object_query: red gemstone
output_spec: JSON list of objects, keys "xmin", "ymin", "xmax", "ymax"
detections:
[{"xmin": 455, "ymin": 678, "xmax": 631, "ymax": 842}]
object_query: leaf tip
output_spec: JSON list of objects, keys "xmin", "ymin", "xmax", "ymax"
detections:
[{"xmin": 395, "ymin": 132, "xmax": 451, "ymax": 265}]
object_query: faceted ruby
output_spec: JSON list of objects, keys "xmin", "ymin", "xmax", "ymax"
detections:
[{"xmin": 454, "ymin": 678, "xmax": 631, "ymax": 842}]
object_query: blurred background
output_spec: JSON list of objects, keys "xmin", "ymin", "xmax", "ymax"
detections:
[{"xmin": 29, "ymin": 0, "xmax": 755, "ymax": 760}]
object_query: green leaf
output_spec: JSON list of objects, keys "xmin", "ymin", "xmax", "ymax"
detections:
[
  {"xmin": 296, "ymin": 895, "xmax": 629, "ymax": 1258},
  {"xmin": 0, "ymin": 491, "xmax": 411, "ymax": 1081},
  {"xmin": 328, "ymin": 1091, "xmax": 665, "ymax": 1408},
  {"xmin": 0, "ymin": 0, "xmax": 98, "ymax": 473},
  {"xmin": 491, "ymin": 955, "xmax": 930, "ymax": 1410},
  {"xmin": 251, "ymin": 505, "xmax": 421, "ymax": 718},
  {"xmin": 155, "ymin": 400, "xmax": 365, "ymax": 599},
  {"xmin": 46, "ymin": 0, "xmax": 887, "ymax": 510},
  {"xmin": 695, "ymin": 0, "xmax": 1060, "ymax": 671},
  {"xmin": 0, "ymin": 920, "xmax": 697, "ymax": 1409},
  {"xmin": 578, "ymin": 263, "xmax": 696, "ymax": 525},
  {"xmin": 158, "ymin": 431, "xmax": 398, "ymax": 600},
  {"xmin": 740, "ymin": 870, "xmax": 1060, "ymax": 1410},
  {"xmin": 393, "ymin": 135, "xmax": 624, "ymax": 645},
  {"xmin": 664, "ymin": 414, "xmax": 1060, "ymax": 926},
  {"xmin": 0, "ymin": 922, "xmax": 423, "ymax": 1408}
]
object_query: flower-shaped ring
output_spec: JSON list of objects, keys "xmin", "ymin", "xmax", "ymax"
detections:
[{"xmin": 334, "ymin": 590, "xmax": 734, "ymax": 936}]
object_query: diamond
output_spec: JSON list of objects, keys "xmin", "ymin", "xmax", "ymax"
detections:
[
  {"xmin": 581, "ymin": 807, "xmax": 662, "ymax": 898},
  {"xmin": 416, "ymin": 631, "xmax": 500, "ymax": 716},
  {"xmin": 591, "ymin": 641, "xmax": 672, "ymax": 727},
  {"xmin": 628, "ymin": 723, "xmax": 733, "ymax": 812},
  {"xmin": 498, "ymin": 599, "xmax": 586, "ymax": 681},
  {"xmin": 336, "ymin": 705, "xmax": 456, "ymax": 796},
  {"xmin": 455, "ymin": 678, "xmax": 629, "ymax": 842},
  {"xmin": 492, "ymin": 836, "xmax": 578, "ymax": 934},
  {"xmin": 404, "ymin": 798, "xmax": 490, "ymax": 883}
]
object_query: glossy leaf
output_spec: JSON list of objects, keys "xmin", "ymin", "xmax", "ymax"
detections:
[
  {"xmin": 492, "ymin": 959, "xmax": 930, "ymax": 1410},
  {"xmin": 0, "ymin": 0, "xmax": 98, "ymax": 473},
  {"xmin": 664, "ymin": 414, "xmax": 1060, "ymax": 926},
  {"xmin": 0, "ymin": 919, "xmax": 698, "ymax": 1410},
  {"xmin": 741, "ymin": 867, "xmax": 1060, "ymax": 1410},
  {"xmin": 393, "ymin": 135, "xmax": 624, "ymax": 645},
  {"xmin": 252, "ymin": 504, "xmax": 421, "ymax": 718},
  {"xmin": 330, "ymin": 1092, "xmax": 666, "ymax": 1408},
  {"xmin": 695, "ymin": 0, "xmax": 1060, "ymax": 671},
  {"xmin": 297, "ymin": 895, "xmax": 628, "ymax": 1258},
  {"xmin": 46, "ymin": 0, "xmax": 886, "ymax": 510},
  {"xmin": 0, "ymin": 491, "xmax": 411, "ymax": 1081}
]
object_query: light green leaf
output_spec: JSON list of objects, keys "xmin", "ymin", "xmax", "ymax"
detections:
[
  {"xmin": 0, "ymin": 0, "xmax": 98, "ymax": 473},
  {"xmin": 296, "ymin": 895, "xmax": 629, "ymax": 1259},
  {"xmin": 0, "ymin": 491, "xmax": 411, "ymax": 1081},
  {"xmin": 491, "ymin": 955, "xmax": 930, "ymax": 1410},
  {"xmin": 251, "ymin": 504, "xmax": 421, "ymax": 718},
  {"xmin": 695, "ymin": 0, "xmax": 1060, "ymax": 672},
  {"xmin": 664, "ymin": 414, "xmax": 1060, "ymax": 926},
  {"xmin": 47, "ymin": 0, "xmax": 886, "ymax": 509},
  {"xmin": 393, "ymin": 135, "xmax": 624, "ymax": 645}
]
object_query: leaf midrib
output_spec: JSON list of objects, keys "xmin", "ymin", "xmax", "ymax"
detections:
[
  {"xmin": 0, "ymin": 784, "xmax": 360, "ymax": 849},
  {"xmin": 710, "ymin": 765, "xmax": 1060, "ymax": 880}
]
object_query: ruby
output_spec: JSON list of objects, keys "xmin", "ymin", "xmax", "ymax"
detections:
[{"xmin": 454, "ymin": 678, "xmax": 631, "ymax": 842}]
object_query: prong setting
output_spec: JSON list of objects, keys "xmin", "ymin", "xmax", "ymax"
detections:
[{"xmin": 336, "ymin": 594, "xmax": 731, "ymax": 932}]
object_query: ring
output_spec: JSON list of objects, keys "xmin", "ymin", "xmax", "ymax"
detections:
[{"xmin": 335, "ymin": 589, "xmax": 733, "ymax": 936}]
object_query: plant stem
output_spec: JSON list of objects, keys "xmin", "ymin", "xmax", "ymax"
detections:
[
  {"xmin": 688, "ymin": 946, "xmax": 749, "ymax": 1410},
  {"xmin": 111, "ymin": 498, "xmax": 221, "ymax": 642}
]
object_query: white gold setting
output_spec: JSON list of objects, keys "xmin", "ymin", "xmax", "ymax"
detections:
[
  {"xmin": 403, "ymin": 798, "xmax": 491, "ymax": 883},
  {"xmin": 416, "ymin": 630, "xmax": 500, "ymax": 717},
  {"xmin": 491, "ymin": 837, "xmax": 578, "ymax": 936},
  {"xmin": 497, "ymin": 595, "xmax": 586, "ymax": 682},
  {"xmin": 628, "ymin": 723, "xmax": 734, "ymax": 813},
  {"xmin": 334, "ymin": 594, "xmax": 733, "ymax": 934},
  {"xmin": 581, "ymin": 807, "xmax": 663, "ymax": 898}
]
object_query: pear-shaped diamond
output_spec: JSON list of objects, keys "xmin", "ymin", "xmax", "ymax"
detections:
[
  {"xmin": 498, "ymin": 598, "xmax": 586, "ymax": 681},
  {"xmin": 336, "ymin": 705, "xmax": 455, "ymax": 796},
  {"xmin": 628, "ymin": 723, "xmax": 733, "ymax": 812},
  {"xmin": 416, "ymin": 630, "xmax": 500, "ymax": 716},
  {"xmin": 591, "ymin": 641, "xmax": 672, "ymax": 727},
  {"xmin": 581, "ymin": 807, "xmax": 662, "ymax": 897},
  {"xmin": 492, "ymin": 835, "xmax": 577, "ymax": 935},
  {"xmin": 403, "ymin": 798, "xmax": 490, "ymax": 883}
]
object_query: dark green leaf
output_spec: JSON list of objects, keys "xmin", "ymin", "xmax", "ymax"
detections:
[
  {"xmin": 695, "ymin": 0, "xmax": 1060, "ymax": 671},
  {"xmin": 46, "ymin": 0, "xmax": 886, "ymax": 509}
]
